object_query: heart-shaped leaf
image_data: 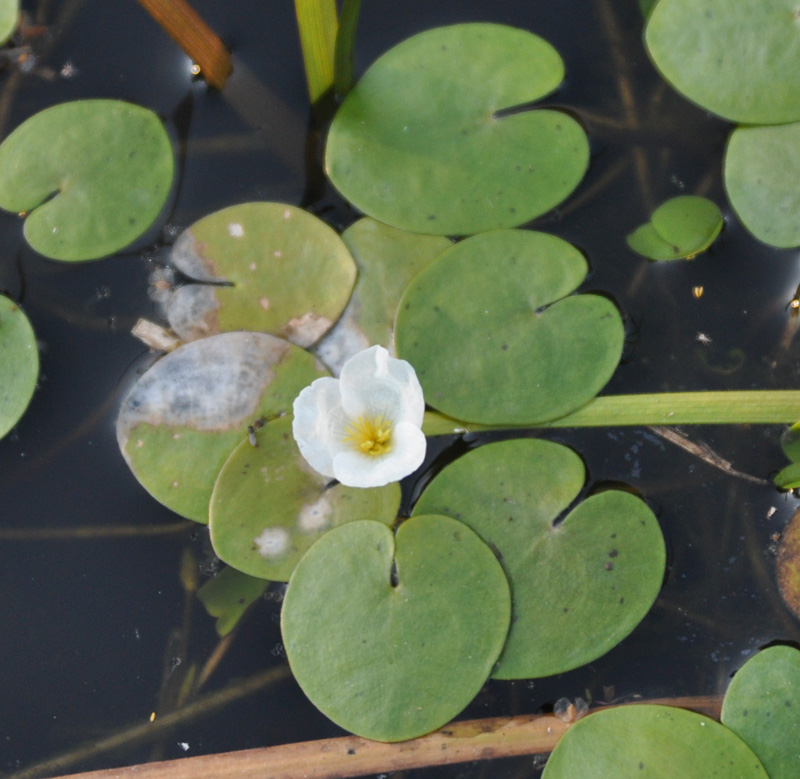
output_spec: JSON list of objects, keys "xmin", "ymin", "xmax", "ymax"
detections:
[
  {"xmin": 116, "ymin": 332, "xmax": 328, "ymax": 523},
  {"xmin": 413, "ymin": 439, "xmax": 666, "ymax": 679},
  {"xmin": 722, "ymin": 646, "xmax": 800, "ymax": 779},
  {"xmin": 0, "ymin": 295, "xmax": 38, "ymax": 439},
  {"xmin": 543, "ymin": 705, "xmax": 768, "ymax": 778},
  {"xmin": 645, "ymin": 0, "xmax": 800, "ymax": 124},
  {"xmin": 725, "ymin": 122, "xmax": 800, "ymax": 249},
  {"xmin": 281, "ymin": 515, "xmax": 511, "ymax": 741},
  {"xmin": 0, "ymin": 99, "xmax": 173, "ymax": 261},
  {"xmin": 627, "ymin": 196, "xmax": 723, "ymax": 261},
  {"xmin": 167, "ymin": 203, "xmax": 357, "ymax": 347},
  {"xmin": 209, "ymin": 415, "xmax": 401, "ymax": 581},
  {"xmin": 395, "ymin": 230, "xmax": 624, "ymax": 424},
  {"xmin": 315, "ymin": 218, "xmax": 451, "ymax": 374},
  {"xmin": 326, "ymin": 23, "xmax": 589, "ymax": 235}
]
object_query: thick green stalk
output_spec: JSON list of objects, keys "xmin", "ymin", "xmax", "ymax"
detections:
[
  {"xmin": 423, "ymin": 390, "xmax": 800, "ymax": 436},
  {"xmin": 294, "ymin": 0, "xmax": 338, "ymax": 104},
  {"xmin": 334, "ymin": 0, "xmax": 362, "ymax": 97}
]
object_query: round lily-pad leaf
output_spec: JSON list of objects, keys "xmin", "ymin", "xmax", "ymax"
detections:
[
  {"xmin": 627, "ymin": 196, "xmax": 723, "ymax": 261},
  {"xmin": 776, "ymin": 508, "xmax": 800, "ymax": 619},
  {"xmin": 781, "ymin": 422, "xmax": 800, "ymax": 463},
  {"xmin": 413, "ymin": 439, "xmax": 665, "ymax": 679},
  {"xmin": 281, "ymin": 515, "xmax": 511, "ymax": 741},
  {"xmin": 0, "ymin": 295, "xmax": 38, "ymax": 439},
  {"xmin": 543, "ymin": 705, "xmax": 768, "ymax": 778},
  {"xmin": 725, "ymin": 123, "xmax": 800, "ymax": 249},
  {"xmin": 166, "ymin": 203, "xmax": 357, "ymax": 347},
  {"xmin": 395, "ymin": 230, "xmax": 624, "ymax": 425},
  {"xmin": 116, "ymin": 332, "xmax": 328, "ymax": 523},
  {"xmin": 326, "ymin": 23, "xmax": 589, "ymax": 236},
  {"xmin": 209, "ymin": 415, "xmax": 401, "ymax": 581},
  {"xmin": 0, "ymin": 0, "xmax": 19, "ymax": 46},
  {"xmin": 722, "ymin": 646, "xmax": 800, "ymax": 779},
  {"xmin": 0, "ymin": 99, "xmax": 174, "ymax": 261},
  {"xmin": 314, "ymin": 218, "xmax": 451, "ymax": 374},
  {"xmin": 645, "ymin": 0, "xmax": 800, "ymax": 124}
]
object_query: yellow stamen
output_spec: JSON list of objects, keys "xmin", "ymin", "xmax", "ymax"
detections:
[{"xmin": 344, "ymin": 415, "xmax": 392, "ymax": 456}]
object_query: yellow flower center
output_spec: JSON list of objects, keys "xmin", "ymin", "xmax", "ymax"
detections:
[{"xmin": 344, "ymin": 415, "xmax": 392, "ymax": 456}]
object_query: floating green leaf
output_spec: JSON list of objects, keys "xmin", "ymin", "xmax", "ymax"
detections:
[
  {"xmin": 209, "ymin": 415, "xmax": 400, "ymax": 581},
  {"xmin": 281, "ymin": 515, "xmax": 511, "ymax": 741},
  {"xmin": 725, "ymin": 123, "xmax": 800, "ymax": 249},
  {"xmin": 315, "ymin": 218, "xmax": 451, "ymax": 373},
  {"xmin": 626, "ymin": 196, "xmax": 723, "ymax": 261},
  {"xmin": 543, "ymin": 705, "xmax": 768, "ymax": 778},
  {"xmin": 413, "ymin": 439, "xmax": 665, "ymax": 678},
  {"xmin": 395, "ymin": 230, "xmax": 624, "ymax": 424},
  {"xmin": 197, "ymin": 566, "xmax": 269, "ymax": 637},
  {"xmin": 0, "ymin": 0, "xmax": 19, "ymax": 46},
  {"xmin": 326, "ymin": 23, "xmax": 589, "ymax": 235},
  {"xmin": 0, "ymin": 99, "xmax": 173, "ymax": 261},
  {"xmin": 645, "ymin": 0, "xmax": 800, "ymax": 124},
  {"xmin": 722, "ymin": 646, "xmax": 800, "ymax": 779},
  {"xmin": 775, "ymin": 423, "xmax": 800, "ymax": 489},
  {"xmin": 0, "ymin": 295, "xmax": 38, "ymax": 440},
  {"xmin": 167, "ymin": 203, "xmax": 356, "ymax": 347},
  {"xmin": 116, "ymin": 332, "xmax": 327, "ymax": 523}
]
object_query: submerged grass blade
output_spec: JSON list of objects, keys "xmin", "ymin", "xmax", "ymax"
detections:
[{"xmin": 294, "ymin": 0, "xmax": 338, "ymax": 104}]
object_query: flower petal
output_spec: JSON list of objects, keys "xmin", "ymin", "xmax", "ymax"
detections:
[
  {"xmin": 338, "ymin": 345, "xmax": 424, "ymax": 426},
  {"xmin": 292, "ymin": 377, "xmax": 350, "ymax": 478},
  {"xmin": 331, "ymin": 421, "xmax": 426, "ymax": 488}
]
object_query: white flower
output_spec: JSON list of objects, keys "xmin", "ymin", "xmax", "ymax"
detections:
[{"xmin": 292, "ymin": 345, "xmax": 426, "ymax": 488}]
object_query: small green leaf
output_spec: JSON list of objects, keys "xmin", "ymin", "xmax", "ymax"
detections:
[
  {"xmin": 167, "ymin": 203, "xmax": 356, "ymax": 347},
  {"xmin": 116, "ymin": 332, "xmax": 328, "ymax": 523},
  {"xmin": 281, "ymin": 515, "xmax": 511, "ymax": 741},
  {"xmin": 627, "ymin": 195, "xmax": 723, "ymax": 260},
  {"xmin": 197, "ymin": 566, "xmax": 269, "ymax": 637},
  {"xmin": 209, "ymin": 416, "xmax": 400, "ymax": 581},
  {"xmin": 645, "ymin": 0, "xmax": 800, "ymax": 124},
  {"xmin": 722, "ymin": 646, "xmax": 800, "ymax": 779},
  {"xmin": 543, "ymin": 705, "xmax": 768, "ymax": 778},
  {"xmin": 0, "ymin": 100, "xmax": 173, "ymax": 261},
  {"xmin": 395, "ymin": 230, "xmax": 624, "ymax": 424},
  {"xmin": 0, "ymin": 295, "xmax": 38, "ymax": 439},
  {"xmin": 413, "ymin": 439, "xmax": 665, "ymax": 678},
  {"xmin": 326, "ymin": 23, "xmax": 589, "ymax": 235},
  {"xmin": 774, "ymin": 462, "xmax": 800, "ymax": 490},
  {"xmin": 315, "ymin": 218, "xmax": 451, "ymax": 373},
  {"xmin": 725, "ymin": 122, "xmax": 800, "ymax": 249}
]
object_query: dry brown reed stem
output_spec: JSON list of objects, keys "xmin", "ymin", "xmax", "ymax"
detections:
[
  {"xmin": 48, "ymin": 695, "xmax": 722, "ymax": 779},
  {"xmin": 136, "ymin": 0, "xmax": 231, "ymax": 90}
]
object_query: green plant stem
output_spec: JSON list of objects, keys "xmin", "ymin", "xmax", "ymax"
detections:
[
  {"xmin": 423, "ymin": 390, "xmax": 800, "ymax": 435},
  {"xmin": 293, "ymin": 0, "xmax": 338, "ymax": 104},
  {"xmin": 333, "ymin": 0, "xmax": 361, "ymax": 97}
]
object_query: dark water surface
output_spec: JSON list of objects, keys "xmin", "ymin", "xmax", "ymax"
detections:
[{"xmin": 2, "ymin": 1, "xmax": 800, "ymax": 776}]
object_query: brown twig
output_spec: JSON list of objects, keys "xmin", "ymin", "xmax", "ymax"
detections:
[
  {"xmin": 46, "ymin": 695, "xmax": 722, "ymax": 779},
  {"xmin": 135, "ymin": 0, "xmax": 231, "ymax": 90}
]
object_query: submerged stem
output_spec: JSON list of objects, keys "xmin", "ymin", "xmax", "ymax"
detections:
[{"xmin": 46, "ymin": 696, "xmax": 722, "ymax": 779}]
